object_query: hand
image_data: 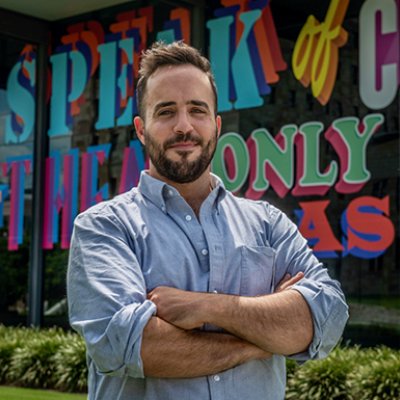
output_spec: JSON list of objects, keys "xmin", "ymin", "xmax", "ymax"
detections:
[
  {"xmin": 149, "ymin": 272, "xmax": 305, "ymax": 330},
  {"xmin": 148, "ymin": 286, "xmax": 209, "ymax": 330},
  {"xmin": 275, "ymin": 272, "xmax": 304, "ymax": 292}
]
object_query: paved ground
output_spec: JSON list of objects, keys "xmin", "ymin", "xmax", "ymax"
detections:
[{"xmin": 348, "ymin": 303, "xmax": 400, "ymax": 326}]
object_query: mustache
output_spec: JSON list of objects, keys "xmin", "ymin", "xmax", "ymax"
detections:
[{"xmin": 163, "ymin": 133, "xmax": 203, "ymax": 150}]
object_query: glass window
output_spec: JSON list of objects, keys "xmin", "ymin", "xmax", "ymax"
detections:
[
  {"xmin": 1, "ymin": 0, "xmax": 398, "ymax": 349},
  {"xmin": 209, "ymin": 0, "xmax": 400, "ymax": 347},
  {"xmin": 0, "ymin": 35, "xmax": 36, "ymax": 325},
  {"xmin": 43, "ymin": 0, "xmax": 194, "ymax": 327}
]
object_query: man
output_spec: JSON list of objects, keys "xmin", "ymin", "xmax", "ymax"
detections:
[{"xmin": 67, "ymin": 41, "xmax": 348, "ymax": 400}]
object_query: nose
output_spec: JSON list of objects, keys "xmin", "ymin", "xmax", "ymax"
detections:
[{"xmin": 173, "ymin": 111, "xmax": 194, "ymax": 135}]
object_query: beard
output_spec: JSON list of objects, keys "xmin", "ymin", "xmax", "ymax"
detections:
[{"xmin": 144, "ymin": 129, "xmax": 218, "ymax": 184}]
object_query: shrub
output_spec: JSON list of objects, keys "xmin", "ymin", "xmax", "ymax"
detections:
[
  {"xmin": 54, "ymin": 332, "xmax": 88, "ymax": 392},
  {"xmin": 286, "ymin": 358, "xmax": 299, "ymax": 380},
  {"xmin": 286, "ymin": 346, "xmax": 400, "ymax": 400},
  {"xmin": 285, "ymin": 346, "xmax": 363, "ymax": 400},
  {"xmin": 352, "ymin": 347, "xmax": 400, "ymax": 400},
  {"xmin": 0, "ymin": 326, "xmax": 34, "ymax": 383},
  {"xmin": 1, "ymin": 325, "xmax": 399, "ymax": 398},
  {"xmin": 0, "ymin": 325, "xmax": 88, "ymax": 392},
  {"xmin": 7, "ymin": 327, "xmax": 65, "ymax": 388}
]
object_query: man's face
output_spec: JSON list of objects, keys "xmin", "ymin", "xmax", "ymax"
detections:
[{"xmin": 134, "ymin": 64, "xmax": 221, "ymax": 184}]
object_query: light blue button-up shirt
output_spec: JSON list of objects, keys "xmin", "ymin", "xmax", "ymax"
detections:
[{"xmin": 67, "ymin": 172, "xmax": 348, "ymax": 400}]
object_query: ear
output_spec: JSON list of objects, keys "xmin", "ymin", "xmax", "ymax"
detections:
[
  {"xmin": 134, "ymin": 116, "xmax": 145, "ymax": 145},
  {"xmin": 216, "ymin": 115, "xmax": 222, "ymax": 138}
]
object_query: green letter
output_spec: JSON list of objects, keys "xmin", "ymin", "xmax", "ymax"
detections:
[
  {"xmin": 212, "ymin": 132, "xmax": 249, "ymax": 192},
  {"xmin": 326, "ymin": 114, "xmax": 383, "ymax": 193},
  {"xmin": 246, "ymin": 125, "xmax": 297, "ymax": 199},
  {"xmin": 292, "ymin": 121, "xmax": 338, "ymax": 196}
]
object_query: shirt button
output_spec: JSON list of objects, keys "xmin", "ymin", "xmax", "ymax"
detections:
[
  {"xmin": 168, "ymin": 190, "xmax": 174, "ymax": 197},
  {"xmin": 201, "ymin": 248, "xmax": 209, "ymax": 256},
  {"xmin": 213, "ymin": 375, "xmax": 220, "ymax": 382},
  {"xmin": 161, "ymin": 206, "xmax": 166, "ymax": 212},
  {"xmin": 185, "ymin": 215, "xmax": 192, "ymax": 221}
]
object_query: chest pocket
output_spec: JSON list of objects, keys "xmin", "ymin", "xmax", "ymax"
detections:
[{"xmin": 240, "ymin": 245, "xmax": 276, "ymax": 296}]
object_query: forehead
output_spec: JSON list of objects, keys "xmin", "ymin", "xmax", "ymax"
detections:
[{"xmin": 145, "ymin": 64, "xmax": 214, "ymax": 110}]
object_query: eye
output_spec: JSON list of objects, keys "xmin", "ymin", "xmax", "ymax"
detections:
[
  {"xmin": 158, "ymin": 109, "xmax": 174, "ymax": 117},
  {"xmin": 191, "ymin": 107, "xmax": 206, "ymax": 114}
]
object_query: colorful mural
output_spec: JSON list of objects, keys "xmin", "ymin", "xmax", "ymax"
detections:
[{"xmin": 0, "ymin": 0, "xmax": 398, "ymax": 263}]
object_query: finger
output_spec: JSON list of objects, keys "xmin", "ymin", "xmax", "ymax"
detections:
[
  {"xmin": 148, "ymin": 292, "xmax": 158, "ymax": 302},
  {"xmin": 276, "ymin": 273, "xmax": 291, "ymax": 290},
  {"xmin": 291, "ymin": 271, "xmax": 304, "ymax": 283},
  {"xmin": 276, "ymin": 273, "xmax": 291, "ymax": 287},
  {"xmin": 282, "ymin": 272, "xmax": 304, "ymax": 289},
  {"xmin": 276, "ymin": 272, "xmax": 304, "ymax": 292}
]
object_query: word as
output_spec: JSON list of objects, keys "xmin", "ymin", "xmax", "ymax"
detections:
[{"xmin": 296, "ymin": 196, "xmax": 395, "ymax": 259}]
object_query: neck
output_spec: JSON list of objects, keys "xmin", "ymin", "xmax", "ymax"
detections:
[
  {"xmin": 176, "ymin": 175, "xmax": 213, "ymax": 216},
  {"xmin": 149, "ymin": 168, "xmax": 213, "ymax": 216}
]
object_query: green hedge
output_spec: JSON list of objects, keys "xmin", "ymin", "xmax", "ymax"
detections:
[
  {"xmin": 0, "ymin": 325, "xmax": 399, "ymax": 398},
  {"xmin": 286, "ymin": 346, "xmax": 400, "ymax": 400},
  {"xmin": 0, "ymin": 326, "xmax": 87, "ymax": 393}
]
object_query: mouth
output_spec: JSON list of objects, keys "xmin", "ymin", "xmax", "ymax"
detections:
[{"xmin": 166, "ymin": 141, "xmax": 199, "ymax": 151}]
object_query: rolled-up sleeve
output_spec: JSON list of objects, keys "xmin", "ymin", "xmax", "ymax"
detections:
[
  {"xmin": 268, "ymin": 205, "xmax": 349, "ymax": 361},
  {"xmin": 67, "ymin": 209, "xmax": 156, "ymax": 378}
]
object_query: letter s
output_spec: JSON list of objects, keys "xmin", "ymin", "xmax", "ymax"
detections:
[
  {"xmin": 5, "ymin": 61, "xmax": 35, "ymax": 143},
  {"xmin": 343, "ymin": 195, "xmax": 395, "ymax": 258}
]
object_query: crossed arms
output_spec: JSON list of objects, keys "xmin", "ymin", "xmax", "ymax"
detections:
[
  {"xmin": 141, "ymin": 272, "xmax": 314, "ymax": 378},
  {"xmin": 68, "ymin": 209, "xmax": 348, "ymax": 380}
]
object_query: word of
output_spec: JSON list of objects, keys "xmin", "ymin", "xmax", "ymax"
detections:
[{"xmin": 292, "ymin": 0, "xmax": 349, "ymax": 105}]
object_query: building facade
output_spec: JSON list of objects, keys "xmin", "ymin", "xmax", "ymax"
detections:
[{"xmin": 0, "ymin": 0, "xmax": 399, "ymax": 347}]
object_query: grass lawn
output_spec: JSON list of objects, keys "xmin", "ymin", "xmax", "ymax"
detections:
[{"xmin": 0, "ymin": 386, "xmax": 86, "ymax": 400}]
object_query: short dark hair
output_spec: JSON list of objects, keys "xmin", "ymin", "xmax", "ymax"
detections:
[{"xmin": 136, "ymin": 41, "xmax": 218, "ymax": 118}]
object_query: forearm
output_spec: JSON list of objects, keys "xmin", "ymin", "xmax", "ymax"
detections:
[
  {"xmin": 141, "ymin": 316, "xmax": 270, "ymax": 378},
  {"xmin": 204, "ymin": 290, "xmax": 314, "ymax": 355}
]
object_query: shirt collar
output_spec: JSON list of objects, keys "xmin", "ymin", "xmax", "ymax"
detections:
[{"xmin": 137, "ymin": 170, "xmax": 226, "ymax": 212}]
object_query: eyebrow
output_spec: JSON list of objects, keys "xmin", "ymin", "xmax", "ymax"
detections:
[
  {"xmin": 153, "ymin": 100, "xmax": 211, "ymax": 116},
  {"xmin": 153, "ymin": 101, "xmax": 176, "ymax": 116},
  {"xmin": 188, "ymin": 100, "xmax": 210, "ymax": 111}
]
